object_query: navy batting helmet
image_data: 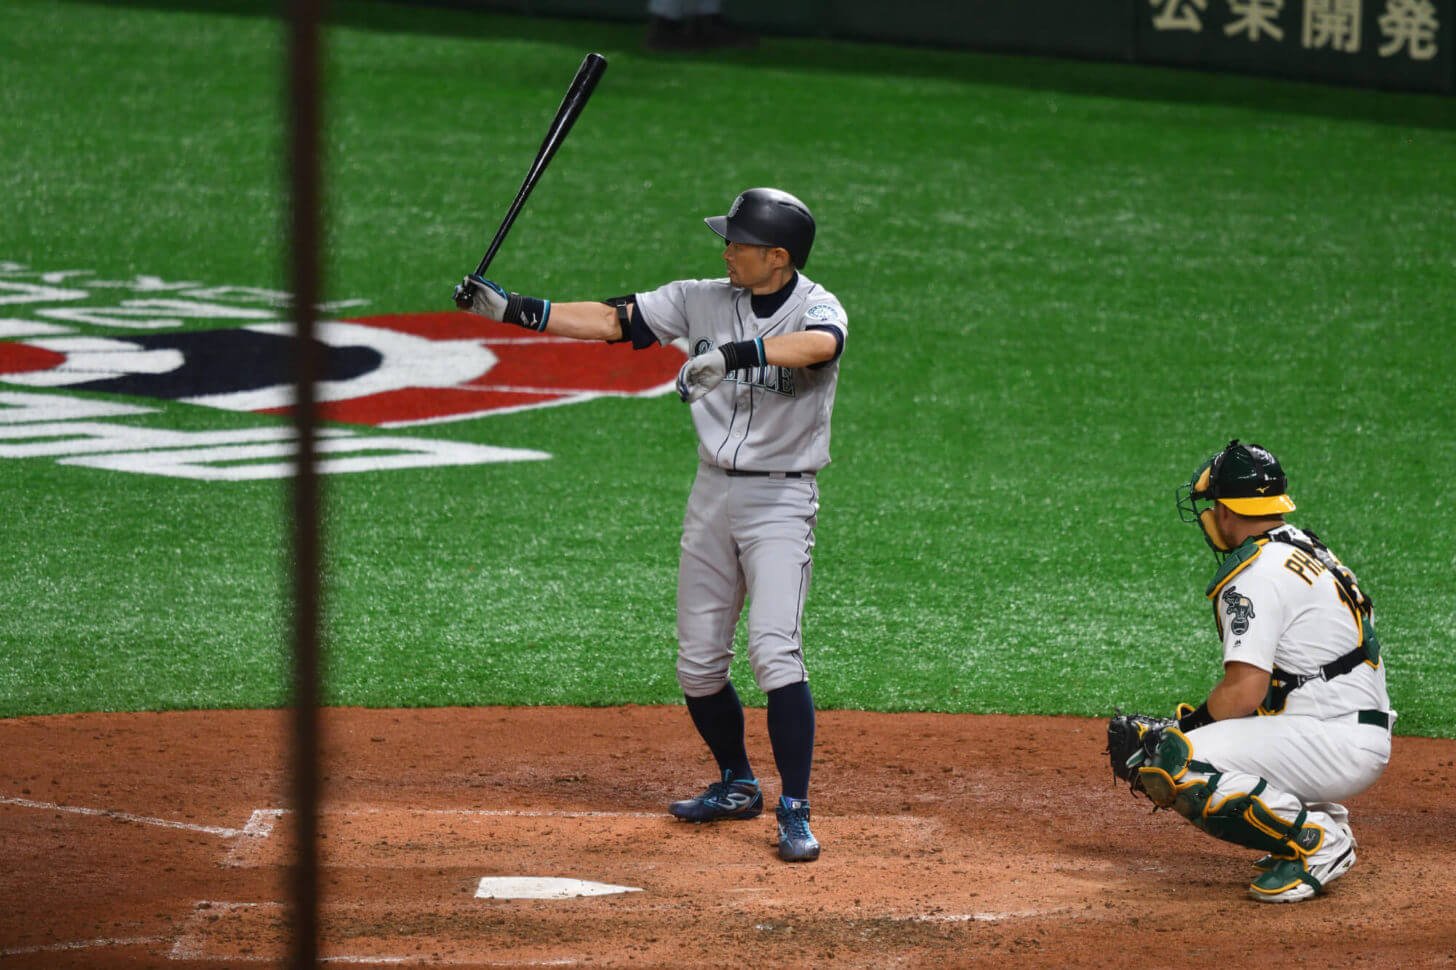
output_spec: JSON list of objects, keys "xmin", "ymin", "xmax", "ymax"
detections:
[{"xmin": 704, "ymin": 188, "xmax": 816, "ymax": 268}]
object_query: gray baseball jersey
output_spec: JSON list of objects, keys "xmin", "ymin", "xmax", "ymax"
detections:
[
  {"xmin": 635, "ymin": 274, "xmax": 847, "ymax": 472},
  {"xmin": 633, "ymin": 272, "xmax": 847, "ymax": 697}
]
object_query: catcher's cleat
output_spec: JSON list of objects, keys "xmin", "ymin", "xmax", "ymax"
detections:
[
  {"xmin": 1249, "ymin": 847, "xmax": 1356, "ymax": 903},
  {"xmin": 775, "ymin": 796, "xmax": 820, "ymax": 862},
  {"xmin": 1253, "ymin": 820, "xmax": 1355, "ymax": 873},
  {"xmin": 669, "ymin": 769, "xmax": 762, "ymax": 822}
]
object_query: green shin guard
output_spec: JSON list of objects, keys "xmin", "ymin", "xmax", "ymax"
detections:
[
  {"xmin": 1136, "ymin": 728, "xmax": 1323, "ymax": 859},
  {"xmin": 1196, "ymin": 783, "xmax": 1322, "ymax": 858}
]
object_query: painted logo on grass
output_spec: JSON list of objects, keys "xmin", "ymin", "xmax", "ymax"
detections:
[
  {"xmin": 0, "ymin": 262, "xmax": 687, "ymax": 479},
  {"xmin": 0, "ymin": 312, "xmax": 686, "ymax": 428}
]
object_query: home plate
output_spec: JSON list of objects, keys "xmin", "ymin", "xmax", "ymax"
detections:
[{"xmin": 475, "ymin": 877, "xmax": 644, "ymax": 899}]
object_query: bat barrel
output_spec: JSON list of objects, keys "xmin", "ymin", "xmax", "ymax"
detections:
[{"xmin": 474, "ymin": 53, "xmax": 608, "ymax": 278}]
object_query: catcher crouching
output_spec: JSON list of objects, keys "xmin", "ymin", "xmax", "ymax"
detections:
[{"xmin": 1108, "ymin": 440, "xmax": 1393, "ymax": 903}]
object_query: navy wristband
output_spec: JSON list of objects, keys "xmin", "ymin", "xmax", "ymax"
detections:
[
  {"xmin": 719, "ymin": 338, "xmax": 765, "ymax": 372},
  {"xmin": 1177, "ymin": 701, "xmax": 1214, "ymax": 733},
  {"xmin": 504, "ymin": 292, "xmax": 551, "ymax": 332}
]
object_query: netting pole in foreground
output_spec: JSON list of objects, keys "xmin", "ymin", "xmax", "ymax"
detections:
[{"xmin": 287, "ymin": 0, "xmax": 324, "ymax": 966}]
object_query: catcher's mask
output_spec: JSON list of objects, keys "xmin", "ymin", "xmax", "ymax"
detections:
[{"xmin": 1176, "ymin": 439, "xmax": 1295, "ymax": 554}]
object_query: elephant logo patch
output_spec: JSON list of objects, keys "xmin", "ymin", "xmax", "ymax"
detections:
[{"xmin": 1222, "ymin": 587, "xmax": 1256, "ymax": 637}]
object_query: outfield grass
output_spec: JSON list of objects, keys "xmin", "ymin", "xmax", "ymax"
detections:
[{"xmin": 3, "ymin": 1, "xmax": 1454, "ymax": 734}]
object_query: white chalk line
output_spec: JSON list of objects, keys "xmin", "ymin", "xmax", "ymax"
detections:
[
  {"xmin": 3, "ymin": 796, "xmax": 925, "ymax": 873},
  {"xmin": 0, "ymin": 936, "xmax": 166, "ymax": 957},
  {"xmin": 0, "ymin": 795, "xmax": 243, "ymax": 837},
  {"xmin": 226, "ymin": 807, "xmax": 683, "ymax": 867},
  {"xmin": 213, "ymin": 806, "xmax": 927, "ymax": 823},
  {"xmin": 222, "ymin": 808, "xmax": 285, "ymax": 867},
  {"xmin": 909, "ymin": 907, "xmax": 1076, "ymax": 923},
  {"xmin": 0, "ymin": 800, "xmax": 715, "ymax": 836},
  {"xmin": 243, "ymin": 807, "xmax": 283, "ymax": 836},
  {"xmin": 347, "ymin": 807, "xmax": 664, "ymax": 820},
  {"xmin": 307, "ymin": 807, "xmax": 928, "ymax": 825}
]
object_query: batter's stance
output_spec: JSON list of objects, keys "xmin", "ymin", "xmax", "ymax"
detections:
[
  {"xmin": 452, "ymin": 188, "xmax": 845, "ymax": 862},
  {"xmin": 1108, "ymin": 440, "xmax": 1393, "ymax": 902}
]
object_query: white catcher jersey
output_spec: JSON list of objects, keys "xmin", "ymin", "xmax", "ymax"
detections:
[
  {"xmin": 1210, "ymin": 524, "xmax": 1391, "ymax": 721},
  {"xmin": 636, "ymin": 274, "xmax": 847, "ymax": 472}
]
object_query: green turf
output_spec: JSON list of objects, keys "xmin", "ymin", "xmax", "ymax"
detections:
[{"xmin": 2, "ymin": 1, "xmax": 1453, "ymax": 735}]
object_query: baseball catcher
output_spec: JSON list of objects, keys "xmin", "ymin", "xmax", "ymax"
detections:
[{"xmin": 1108, "ymin": 440, "xmax": 1393, "ymax": 903}]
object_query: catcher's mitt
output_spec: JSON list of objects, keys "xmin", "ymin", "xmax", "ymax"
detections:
[{"xmin": 1106, "ymin": 710, "xmax": 1175, "ymax": 792}]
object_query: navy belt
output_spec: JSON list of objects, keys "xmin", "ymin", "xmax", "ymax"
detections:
[{"xmin": 724, "ymin": 470, "xmax": 804, "ymax": 479}]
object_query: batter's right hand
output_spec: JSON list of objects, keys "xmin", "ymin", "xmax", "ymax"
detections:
[{"xmin": 452, "ymin": 274, "xmax": 508, "ymax": 318}]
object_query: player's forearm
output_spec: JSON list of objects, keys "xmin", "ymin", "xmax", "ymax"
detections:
[
  {"xmin": 452, "ymin": 275, "xmax": 624, "ymax": 341},
  {"xmin": 1206, "ymin": 686, "xmax": 1258, "ymax": 720},
  {"xmin": 762, "ymin": 331, "xmax": 838, "ymax": 368},
  {"xmin": 543, "ymin": 301, "xmax": 624, "ymax": 342},
  {"xmin": 1205, "ymin": 662, "xmax": 1269, "ymax": 720}
]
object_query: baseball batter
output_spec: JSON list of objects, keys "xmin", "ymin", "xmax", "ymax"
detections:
[
  {"xmin": 1112, "ymin": 440, "xmax": 1393, "ymax": 902},
  {"xmin": 452, "ymin": 188, "xmax": 845, "ymax": 862}
]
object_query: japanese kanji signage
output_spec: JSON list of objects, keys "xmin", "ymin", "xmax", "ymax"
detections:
[{"xmin": 1140, "ymin": 0, "xmax": 1452, "ymax": 89}]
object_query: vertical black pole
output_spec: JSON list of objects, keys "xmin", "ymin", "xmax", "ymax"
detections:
[{"xmin": 287, "ymin": 0, "xmax": 323, "ymax": 967}]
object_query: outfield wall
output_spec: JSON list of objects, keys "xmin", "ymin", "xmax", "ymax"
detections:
[{"xmin": 450, "ymin": 0, "xmax": 1454, "ymax": 93}]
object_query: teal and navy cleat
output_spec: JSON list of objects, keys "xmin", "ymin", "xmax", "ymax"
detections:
[
  {"xmin": 669, "ymin": 769, "xmax": 763, "ymax": 821},
  {"xmin": 775, "ymin": 796, "xmax": 820, "ymax": 862}
]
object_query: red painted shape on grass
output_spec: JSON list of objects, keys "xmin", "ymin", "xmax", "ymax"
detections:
[
  {"xmin": 0, "ymin": 311, "xmax": 686, "ymax": 427},
  {"xmin": 0, "ymin": 342, "xmax": 66, "ymax": 375},
  {"xmin": 309, "ymin": 311, "xmax": 684, "ymax": 426}
]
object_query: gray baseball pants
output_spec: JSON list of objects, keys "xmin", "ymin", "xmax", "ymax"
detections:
[{"xmin": 675, "ymin": 463, "xmax": 818, "ymax": 697}]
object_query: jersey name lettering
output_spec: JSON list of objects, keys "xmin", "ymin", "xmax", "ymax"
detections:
[
  {"xmin": 728, "ymin": 365, "xmax": 795, "ymax": 397},
  {"xmin": 1282, "ymin": 549, "xmax": 1326, "ymax": 585}
]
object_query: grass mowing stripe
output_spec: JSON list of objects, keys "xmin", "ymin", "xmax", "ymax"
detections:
[{"xmin": 1, "ymin": 1, "xmax": 1452, "ymax": 735}]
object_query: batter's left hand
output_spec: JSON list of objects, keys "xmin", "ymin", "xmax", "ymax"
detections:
[
  {"xmin": 676, "ymin": 351, "xmax": 727, "ymax": 403},
  {"xmin": 453, "ymin": 274, "xmax": 508, "ymax": 317}
]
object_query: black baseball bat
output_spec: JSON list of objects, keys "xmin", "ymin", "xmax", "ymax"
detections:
[{"xmin": 474, "ymin": 53, "xmax": 608, "ymax": 277}]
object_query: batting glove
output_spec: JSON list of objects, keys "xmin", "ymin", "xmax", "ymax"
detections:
[
  {"xmin": 452, "ymin": 275, "xmax": 551, "ymax": 332},
  {"xmin": 453, "ymin": 274, "xmax": 507, "ymax": 316},
  {"xmin": 675, "ymin": 339, "xmax": 765, "ymax": 403},
  {"xmin": 676, "ymin": 352, "xmax": 727, "ymax": 403}
]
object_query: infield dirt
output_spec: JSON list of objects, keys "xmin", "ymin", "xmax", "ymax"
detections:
[{"xmin": 1, "ymin": 706, "xmax": 1452, "ymax": 968}]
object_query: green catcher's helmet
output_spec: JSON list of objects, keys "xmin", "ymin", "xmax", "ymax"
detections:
[{"xmin": 1177, "ymin": 439, "xmax": 1295, "ymax": 553}]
